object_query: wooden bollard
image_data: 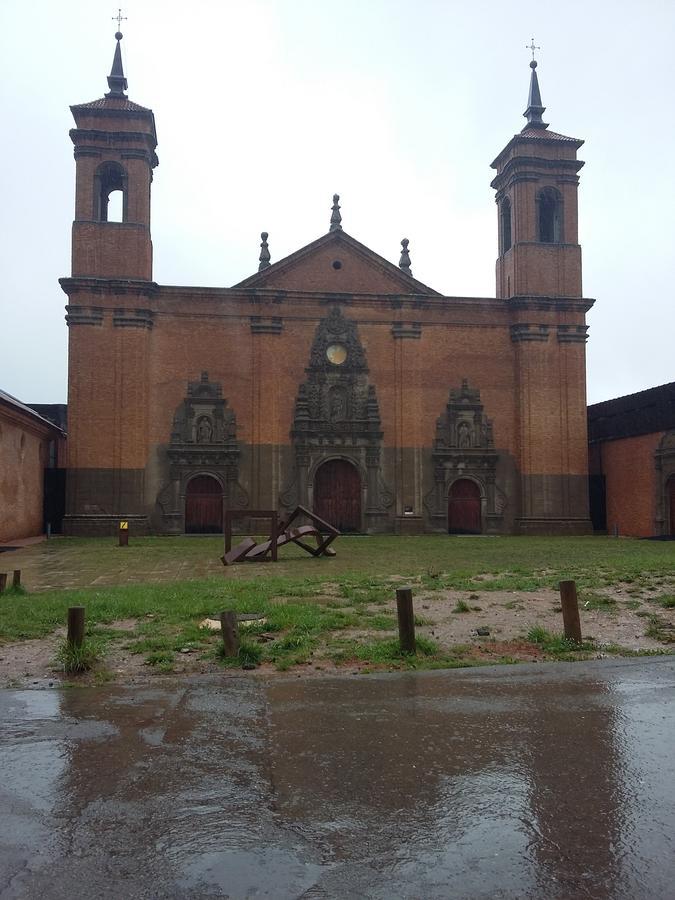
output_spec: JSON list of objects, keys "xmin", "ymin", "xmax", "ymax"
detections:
[
  {"xmin": 67, "ymin": 606, "xmax": 86, "ymax": 648},
  {"xmin": 13, "ymin": 570, "xmax": 21, "ymax": 588},
  {"xmin": 0, "ymin": 573, "xmax": 6, "ymax": 594},
  {"xmin": 220, "ymin": 610, "xmax": 240, "ymax": 657},
  {"xmin": 396, "ymin": 586, "xmax": 416, "ymax": 654},
  {"xmin": 118, "ymin": 520, "xmax": 129, "ymax": 547},
  {"xmin": 559, "ymin": 580, "xmax": 582, "ymax": 644}
]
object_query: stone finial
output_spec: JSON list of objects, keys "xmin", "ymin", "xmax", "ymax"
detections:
[
  {"xmin": 399, "ymin": 238, "xmax": 412, "ymax": 276},
  {"xmin": 258, "ymin": 231, "xmax": 271, "ymax": 271},
  {"xmin": 329, "ymin": 194, "xmax": 342, "ymax": 232},
  {"xmin": 105, "ymin": 29, "xmax": 128, "ymax": 98}
]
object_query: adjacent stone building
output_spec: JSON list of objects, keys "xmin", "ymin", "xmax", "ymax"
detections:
[
  {"xmin": 60, "ymin": 36, "xmax": 594, "ymax": 536},
  {"xmin": 588, "ymin": 383, "xmax": 675, "ymax": 537}
]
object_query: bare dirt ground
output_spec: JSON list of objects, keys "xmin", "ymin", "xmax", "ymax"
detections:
[{"xmin": 2, "ymin": 584, "xmax": 673, "ymax": 687}]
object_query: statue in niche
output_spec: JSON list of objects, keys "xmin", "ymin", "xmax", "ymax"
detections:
[
  {"xmin": 458, "ymin": 421, "xmax": 472, "ymax": 449},
  {"xmin": 329, "ymin": 388, "xmax": 347, "ymax": 422},
  {"xmin": 196, "ymin": 416, "xmax": 213, "ymax": 443}
]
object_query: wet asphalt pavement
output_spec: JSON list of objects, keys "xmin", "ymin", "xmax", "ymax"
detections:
[{"xmin": 1, "ymin": 658, "xmax": 674, "ymax": 900}]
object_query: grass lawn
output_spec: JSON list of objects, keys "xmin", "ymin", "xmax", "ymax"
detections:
[{"xmin": 1, "ymin": 535, "xmax": 673, "ymax": 679}]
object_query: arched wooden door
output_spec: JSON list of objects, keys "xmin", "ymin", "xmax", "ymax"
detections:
[
  {"xmin": 314, "ymin": 459, "xmax": 361, "ymax": 532},
  {"xmin": 185, "ymin": 475, "xmax": 223, "ymax": 534},
  {"xmin": 669, "ymin": 478, "xmax": 675, "ymax": 536},
  {"xmin": 448, "ymin": 479, "xmax": 482, "ymax": 534}
]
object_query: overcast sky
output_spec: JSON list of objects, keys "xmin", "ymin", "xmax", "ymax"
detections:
[{"xmin": 1, "ymin": 0, "xmax": 673, "ymax": 406}]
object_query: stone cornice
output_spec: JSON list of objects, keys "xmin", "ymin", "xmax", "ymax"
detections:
[
  {"xmin": 510, "ymin": 323, "xmax": 550, "ymax": 343},
  {"xmin": 70, "ymin": 127, "xmax": 157, "ymax": 149},
  {"xmin": 557, "ymin": 325, "xmax": 589, "ymax": 343},
  {"xmin": 113, "ymin": 308, "xmax": 154, "ymax": 329},
  {"xmin": 59, "ymin": 277, "xmax": 160, "ymax": 299},
  {"xmin": 490, "ymin": 156, "xmax": 583, "ymax": 191},
  {"xmin": 508, "ymin": 294, "xmax": 595, "ymax": 313},
  {"xmin": 391, "ymin": 322, "xmax": 422, "ymax": 339},
  {"xmin": 65, "ymin": 305, "xmax": 104, "ymax": 326},
  {"xmin": 250, "ymin": 316, "xmax": 283, "ymax": 334}
]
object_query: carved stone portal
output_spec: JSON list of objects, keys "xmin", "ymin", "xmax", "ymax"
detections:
[
  {"xmin": 279, "ymin": 306, "xmax": 393, "ymax": 530},
  {"xmin": 157, "ymin": 372, "xmax": 248, "ymax": 531},
  {"xmin": 424, "ymin": 379, "xmax": 504, "ymax": 531}
]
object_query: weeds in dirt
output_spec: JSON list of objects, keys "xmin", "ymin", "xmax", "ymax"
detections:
[
  {"xmin": 216, "ymin": 636, "xmax": 264, "ymax": 669},
  {"xmin": 526, "ymin": 625, "xmax": 595, "ymax": 656},
  {"xmin": 645, "ymin": 614, "xmax": 675, "ymax": 643},
  {"xmin": 453, "ymin": 600, "xmax": 471, "ymax": 614},
  {"xmin": 581, "ymin": 592, "xmax": 618, "ymax": 612},
  {"xmin": 145, "ymin": 649, "xmax": 174, "ymax": 666},
  {"xmin": 330, "ymin": 635, "xmax": 440, "ymax": 667},
  {"xmin": 55, "ymin": 638, "xmax": 103, "ymax": 674}
]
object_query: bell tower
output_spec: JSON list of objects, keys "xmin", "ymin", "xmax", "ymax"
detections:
[
  {"xmin": 69, "ymin": 29, "xmax": 158, "ymax": 279},
  {"xmin": 491, "ymin": 59, "xmax": 584, "ymax": 299},
  {"xmin": 61, "ymin": 28, "xmax": 159, "ymax": 536},
  {"xmin": 489, "ymin": 56, "xmax": 593, "ymax": 534}
]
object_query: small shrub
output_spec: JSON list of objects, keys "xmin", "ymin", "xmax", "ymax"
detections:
[
  {"xmin": 55, "ymin": 638, "xmax": 103, "ymax": 674},
  {"xmin": 217, "ymin": 636, "xmax": 264, "ymax": 668},
  {"xmin": 527, "ymin": 625, "xmax": 550, "ymax": 644},
  {"xmin": 453, "ymin": 599, "xmax": 471, "ymax": 614}
]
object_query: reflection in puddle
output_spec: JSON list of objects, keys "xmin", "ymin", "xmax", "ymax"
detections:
[{"xmin": 1, "ymin": 663, "xmax": 675, "ymax": 898}]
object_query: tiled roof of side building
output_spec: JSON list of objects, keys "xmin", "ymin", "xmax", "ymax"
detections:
[
  {"xmin": 588, "ymin": 382, "xmax": 675, "ymax": 442},
  {"xmin": 0, "ymin": 389, "xmax": 66, "ymax": 434}
]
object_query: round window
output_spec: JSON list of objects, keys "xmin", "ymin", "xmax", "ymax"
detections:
[{"xmin": 326, "ymin": 344, "xmax": 347, "ymax": 365}]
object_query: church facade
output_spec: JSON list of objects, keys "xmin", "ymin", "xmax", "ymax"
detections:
[{"xmin": 60, "ymin": 36, "xmax": 593, "ymax": 536}]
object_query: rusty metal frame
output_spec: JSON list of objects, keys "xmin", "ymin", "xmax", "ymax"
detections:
[{"xmin": 221, "ymin": 505, "xmax": 339, "ymax": 566}]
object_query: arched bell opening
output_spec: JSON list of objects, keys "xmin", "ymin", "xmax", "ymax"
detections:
[
  {"xmin": 537, "ymin": 186, "xmax": 563, "ymax": 243},
  {"xmin": 185, "ymin": 474, "xmax": 223, "ymax": 534},
  {"xmin": 94, "ymin": 161, "xmax": 128, "ymax": 223}
]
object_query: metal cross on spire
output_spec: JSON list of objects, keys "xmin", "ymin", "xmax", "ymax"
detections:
[
  {"xmin": 113, "ymin": 8, "xmax": 127, "ymax": 34},
  {"xmin": 526, "ymin": 38, "xmax": 541, "ymax": 61}
]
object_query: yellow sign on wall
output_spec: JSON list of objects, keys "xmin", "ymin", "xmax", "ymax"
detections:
[{"xmin": 119, "ymin": 521, "xmax": 129, "ymax": 530}]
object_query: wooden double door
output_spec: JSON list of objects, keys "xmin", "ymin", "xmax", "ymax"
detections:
[
  {"xmin": 314, "ymin": 459, "xmax": 361, "ymax": 532},
  {"xmin": 448, "ymin": 479, "xmax": 482, "ymax": 534},
  {"xmin": 185, "ymin": 475, "xmax": 223, "ymax": 534}
]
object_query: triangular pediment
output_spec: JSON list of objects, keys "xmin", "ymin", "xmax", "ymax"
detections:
[{"xmin": 233, "ymin": 230, "xmax": 440, "ymax": 296}]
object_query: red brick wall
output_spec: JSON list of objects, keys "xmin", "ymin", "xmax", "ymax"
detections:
[
  {"xmin": 0, "ymin": 406, "xmax": 54, "ymax": 542},
  {"xmin": 596, "ymin": 432, "xmax": 663, "ymax": 537}
]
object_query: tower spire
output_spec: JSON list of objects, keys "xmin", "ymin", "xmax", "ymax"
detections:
[
  {"xmin": 523, "ymin": 57, "xmax": 548, "ymax": 130},
  {"xmin": 105, "ymin": 20, "xmax": 128, "ymax": 98}
]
